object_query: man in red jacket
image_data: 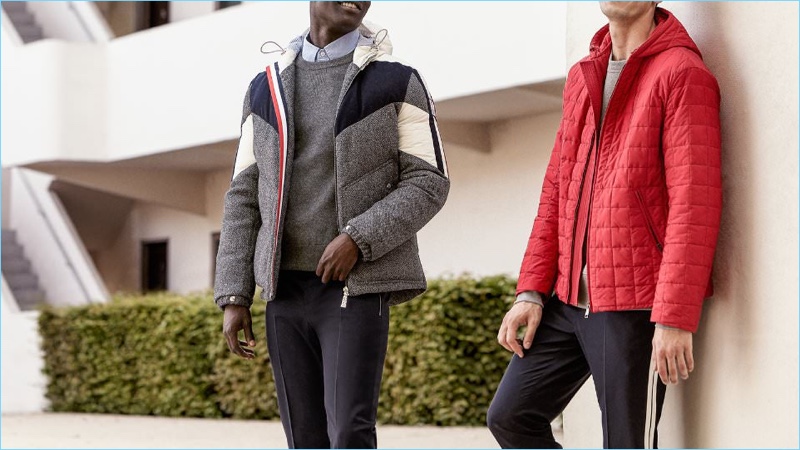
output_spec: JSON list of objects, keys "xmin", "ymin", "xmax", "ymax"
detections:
[{"xmin": 487, "ymin": 2, "xmax": 721, "ymax": 448}]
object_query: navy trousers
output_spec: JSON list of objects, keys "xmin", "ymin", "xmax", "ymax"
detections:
[
  {"xmin": 487, "ymin": 299, "xmax": 667, "ymax": 449},
  {"xmin": 266, "ymin": 270, "xmax": 390, "ymax": 449}
]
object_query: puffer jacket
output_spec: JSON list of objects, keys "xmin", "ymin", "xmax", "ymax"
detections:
[
  {"xmin": 517, "ymin": 8, "xmax": 722, "ymax": 332},
  {"xmin": 214, "ymin": 23, "xmax": 449, "ymax": 309}
]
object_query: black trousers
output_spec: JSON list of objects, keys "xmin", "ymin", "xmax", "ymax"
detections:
[
  {"xmin": 487, "ymin": 299, "xmax": 667, "ymax": 449},
  {"xmin": 266, "ymin": 271, "xmax": 390, "ymax": 449}
]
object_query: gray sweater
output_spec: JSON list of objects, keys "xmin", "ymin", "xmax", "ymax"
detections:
[{"xmin": 281, "ymin": 53, "xmax": 353, "ymax": 271}]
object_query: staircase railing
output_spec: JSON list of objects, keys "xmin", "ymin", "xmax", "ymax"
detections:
[{"xmin": 9, "ymin": 169, "xmax": 109, "ymax": 306}]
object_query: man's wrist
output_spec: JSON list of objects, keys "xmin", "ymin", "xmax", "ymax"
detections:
[
  {"xmin": 514, "ymin": 291, "xmax": 544, "ymax": 308},
  {"xmin": 216, "ymin": 295, "xmax": 251, "ymax": 310},
  {"xmin": 655, "ymin": 323, "xmax": 688, "ymax": 332}
]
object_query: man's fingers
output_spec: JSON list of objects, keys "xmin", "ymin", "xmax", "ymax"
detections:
[
  {"xmin": 522, "ymin": 306, "xmax": 543, "ymax": 349},
  {"xmin": 686, "ymin": 347, "xmax": 695, "ymax": 373},
  {"xmin": 315, "ymin": 262, "xmax": 323, "ymax": 278},
  {"xmin": 225, "ymin": 334, "xmax": 245, "ymax": 358},
  {"xmin": 497, "ymin": 323, "xmax": 512, "ymax": 352},
  {"xmin": 319, "ymin": 266, "xmax": 330, "ymax": 283},
  {"xmin": 237, "ymin": 340, "xmax": 257, "ymax": 356},
  {"xmin": 506, "ymin": 321, "xmax": 523, "ymax": 358},
  {"xmin": 244, "ymin": 322, "xmax": 256, "ymax": 347},
  {"xmin": 657, "ymin": 354, "xmax": 669, "ymax": 385},
  {"xmin": 676, "ymin": 352, "xmax": 690, "ymax": 380},
  {"xmin": 668, "ymin": 354, "xmax": 679, "ymax": 384},
  {"xmin": 522, "ymin": 319, "xmax": 537, "ymax": 350}
]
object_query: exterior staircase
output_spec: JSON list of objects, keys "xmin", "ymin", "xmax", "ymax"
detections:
[
  {"xmin": 2, "ymin": 2, "xmax": 44, "ymax": 43},
  {"xmin": 2, "ymin": 229, "xmax": 46, "ymax": 311}
]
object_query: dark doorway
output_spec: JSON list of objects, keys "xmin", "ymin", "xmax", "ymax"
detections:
[
  {"xmin": 136, "ymin": 1, "xmax": 170, "ymax": 30},
  {"xmin": 142, "ymin": 240, "xmax": 168, "ymax": 292},
  {"xmin": 217, "ymin": 1, "xmax": 241, "ymax": 10}
]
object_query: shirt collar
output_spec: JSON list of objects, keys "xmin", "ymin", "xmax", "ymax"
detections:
[{"xmin": 301, "ymin": 29, "xmax": 360, "ymax": 62}]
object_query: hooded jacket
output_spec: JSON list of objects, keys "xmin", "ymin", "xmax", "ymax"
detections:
[
  {"xmin": 517, "ymin": 8, "xmax": 722, "ymax": 332},
  {"xmin": 214, "ymin": 23, "xmax": 449, "ymax": 309}
]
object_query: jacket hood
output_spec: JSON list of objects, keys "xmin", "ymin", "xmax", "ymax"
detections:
[{"xmin": 588, "ymin": 8, "xmax": 701, "ymax": 60}]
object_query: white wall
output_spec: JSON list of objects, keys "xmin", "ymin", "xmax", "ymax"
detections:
[
  {"xmin": 563, "ymin": 3, "xmax": 799, "ymax": 448},
  {"xmin": 0, "ymin": 39, "xmax": 107, "ymax": 167},
  {"xmin": 1, "ymin": 278, "xmax": 48, "ymax": 413},
  {"xmin": 133, "ymin": 204, "xmax": 217, "ymax": 294},
  {"xmin": 170, "ymin": 2, "xmax": 217, "ymax": 22},
  {"xmin": 3, "ymin": 2, "xmax": 567, "ymax": 167},
  {"xmin": 419, "ymin": 112, "xmax": 561, "ymax": 278}
]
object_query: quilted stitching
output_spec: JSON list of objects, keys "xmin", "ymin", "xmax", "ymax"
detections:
[{"xmin": 517, "ymin": 9, "xmax": 722, "ymax": 332}]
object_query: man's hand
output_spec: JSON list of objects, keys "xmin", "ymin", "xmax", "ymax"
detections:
[
  {"xmin": 651, "ymin": 326, "xmax": 694, "ymax": 384},
  {"xmin": 223, "ymin": 305, "xmax": 256, "ymax": 360},
  {"xmin": 497, "ymin": 302, "xmax": 543, "ymax": 358},
  {"xmin": 316, "ymin": 233, "xmax": 359, "ymax": 283}
]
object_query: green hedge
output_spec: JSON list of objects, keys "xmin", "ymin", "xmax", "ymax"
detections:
[{"xmin": 39, "ymin": 276, "xmax": 516, "ymax": 425}]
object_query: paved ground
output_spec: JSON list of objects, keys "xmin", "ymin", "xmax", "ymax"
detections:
[{"xmin": 1, "ymin": 413, "xmax": 513, "ymax": 449}]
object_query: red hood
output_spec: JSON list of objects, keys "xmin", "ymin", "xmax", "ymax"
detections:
[{"xmin": 588, "ymin": 8, "xmax": 702, "ymax": 61}]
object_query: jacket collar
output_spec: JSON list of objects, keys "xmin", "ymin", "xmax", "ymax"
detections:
[{"xmin": 586, "ymin": 8, "xmax": 702, "ymax": 63}]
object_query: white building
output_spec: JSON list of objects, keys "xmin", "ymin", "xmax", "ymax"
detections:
[{"xmin": 1, "ymin": 2, "xmax": 797, "ymax": 448}]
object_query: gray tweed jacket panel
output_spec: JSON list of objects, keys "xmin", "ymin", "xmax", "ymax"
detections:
[{"xmin": 214, "ymin": 25, "xmax": 449, "ymax": 309}]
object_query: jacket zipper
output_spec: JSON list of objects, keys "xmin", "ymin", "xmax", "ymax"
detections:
[
  {"xmin": 566, "ymin": 134, "xmax": 596, "ymax": 304},
  {"xmin": 583, "ymin": 132, "xmax": 601, "ymax": 319},
  {"xmin": 332, "ymin": 47, "xmax": 378, "ymax": 296},
  {"xmin": 581, "ymin": 57, "xmax": 632, "ymax": 318},
  {"xmin": 635, "ymin": 190, "xmax": 663, "ymax": 252}
]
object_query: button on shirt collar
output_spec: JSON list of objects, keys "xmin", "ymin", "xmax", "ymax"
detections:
[{"xmin": 301, "ymin": 29, "xmax": 360, "ymax": 62}]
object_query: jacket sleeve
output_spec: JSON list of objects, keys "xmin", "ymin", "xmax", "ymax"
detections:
[
  {"xmin": 343, "ymin": 71, "xmax": 449, "ymax": 262},
  {"xmin": 651, "ymin": 66, "xmax": 722, "ymax": 332},
  {"xmin": 516, "ymin": 124, "xmax": 563, "ymax": 297},
  {"xmin": 213, "ymin": 78, "xmax": 262, "ymax": 309}
]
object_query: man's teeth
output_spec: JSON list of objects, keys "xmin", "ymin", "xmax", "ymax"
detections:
[{"xmin": 340, "ymin": 2, "xmax": 359, "ymax": 10}]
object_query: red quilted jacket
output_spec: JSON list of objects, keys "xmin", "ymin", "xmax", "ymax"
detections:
[{"xmin": 517, "ymin": 8, "xmax": 722, "ymax": 332}]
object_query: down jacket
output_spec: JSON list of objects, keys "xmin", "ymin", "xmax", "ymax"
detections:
[
  {"xmin": 517, "ymin": 8, "xmax": 722, "ymax": 332},
  {"xmin": 214, "ymin": 23, "xmax": 449, "ymax": 309}
]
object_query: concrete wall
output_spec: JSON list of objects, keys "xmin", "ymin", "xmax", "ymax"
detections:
[
  {"xmin": 419, "ymin": 112, "xmax": 562, "ymax": 278},
  {"xmin": 1, "ymin": 278, "xmax": 48, "ymax": 413},
  {"xmin": 98, "ymin": 201, "xmax": 222, "ymax": 295},
  {"xmin": 170, "ymin": 3, "xmax": 217, "ymax": 23},
  {"xmin": 2, "ymin": 2, "xmax": 566, "ymax": 167},
  {"xmin": 563, "ymin": 3, "xmax": 799, "ymax": 448}
]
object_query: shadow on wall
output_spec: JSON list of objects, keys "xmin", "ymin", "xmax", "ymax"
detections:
[{"xmin": 675, "ymin": 1, "xmax": 798, "ymax": 447}]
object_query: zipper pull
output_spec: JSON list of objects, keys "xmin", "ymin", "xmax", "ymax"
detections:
[
  {"xmin": 584, "ymin": 300, "xmax": 590, "ymax": 319},
  {"xmin": 341, "ymin": 287, "xmax": 349, "ymax": 308}
]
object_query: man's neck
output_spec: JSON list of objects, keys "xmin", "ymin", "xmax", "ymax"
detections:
[
  {"xmin": 309, "ymin": 26, "xmax": 348, "ymax": 49},
  {"xmin": 607, "ymin": 14, "xmax": 656, "ymax": 61}
]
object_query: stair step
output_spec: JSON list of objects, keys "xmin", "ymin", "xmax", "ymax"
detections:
[
  {"xmin": 16, "ymin": 23, "xmax": 43, "ymax": 42},
  {"xmin": 1, "ymin": 229, "xmax": 18, "ymax": 243},
  {"xmin": 5, "ymin": 273, "xmax": 39, "ymax": 290},
  {"xmin": 1, "ymin": 245, "xmax": 25, "ymax": 258},
  {"xmin": 1, "ymin": 2, "xmax": 28, "ymax": 13},
  {"xmin": 6, "ymin": 11, "xmax": 36, "ymax": 26},
  {"xmin": 1, "ymin": 259, "xmax": 31, "ymax": 275},
  {"xmin": 12, "ymin": 288, "xmax": 46, "ymax": 311}
]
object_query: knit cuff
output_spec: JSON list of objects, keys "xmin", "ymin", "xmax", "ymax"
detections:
[
  {"xmin": 514, "ymin": 291, "xmax": 545, "ymax": 308},
  {"xmin": 342, "ymin": 224, "xmax": 371, "ymax": 261},
  {"xmin": 655, "ymin": 323, "xmax": 685, "ymax": 332},
  {"xmin": 215, "ymin": 295, "xmax": 252, "ymax": 311}
]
